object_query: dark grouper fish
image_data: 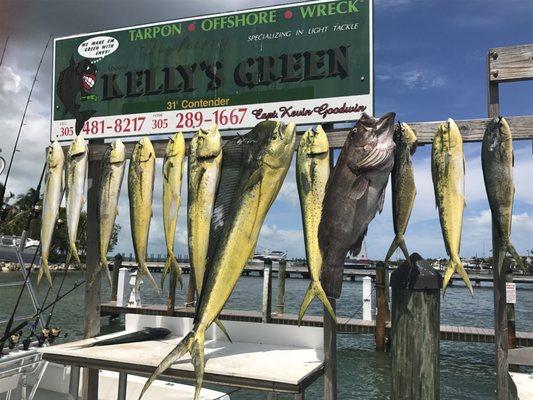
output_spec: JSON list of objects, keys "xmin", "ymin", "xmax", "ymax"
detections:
[
  {"xmin": 482, "ymin": 117, "xmax": 523, "ymax": 273},
  {"xmin": 139, "ymin": 121, "xmax": 296, "ymax": 400},
  {"xmin": 385, "ymin": 122, "xmax": 418, "ymax": 263},
  {"xmin": 319, "ymin": 113, "xmax": 396, "ymax": 298}
]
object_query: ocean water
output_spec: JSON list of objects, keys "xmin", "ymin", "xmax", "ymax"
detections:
[{"xmin": 1, "ymin": 270, "xmax": 532, "ymax": 399}]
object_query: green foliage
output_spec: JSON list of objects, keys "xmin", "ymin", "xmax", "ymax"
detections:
[{"xmin": 0, "ymin": 188, "xmax": 121, "ymax": 263}]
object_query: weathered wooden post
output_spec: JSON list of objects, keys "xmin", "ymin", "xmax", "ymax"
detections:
[
  {"xmin": 362, "ymin": 276, "xmax": 372, "ymax": 321},
  {"xmin": 375, "ymin": 261, "xmax": 390, "ymax": 351},
  {"xmin": 323, "ymin": 297, "xmax": 337, "ymax": 400},
  {"xmin": 275, "ymin": 260, "xmax": 287, "ymax": 314},
  {"xmin": 504, "ymin": 259, "xmax": 516, "ymax": 349},
  {"xmin": 83, "ymin": 141, "xmax": 102, "ymax": 400},
  {"xmin": 166, "ymin": 269, "xmax": 177, "ymax": 316},
  {"xmin": 391, "ymin": 253, "xmax": 442, "ymax": 400},
  {"xmin": 110, "ymin": 253, "xmax": 122, "ymax": 302},
  {"xmin": 186, "ymin": 271, "xmax": 195, "ymax": 307},
  {"xmin": 262, "ymin": 259, "xmax": 273, "ymax": 323}
]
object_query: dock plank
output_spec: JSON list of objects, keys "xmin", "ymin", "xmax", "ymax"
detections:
[{"xmin": 101, "ymin": 303, "xmax": 533, "ymax": 346}]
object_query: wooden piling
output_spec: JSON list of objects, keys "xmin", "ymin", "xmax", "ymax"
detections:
[
  {"xmin": 505, "ymin": 261, "xmax": 516, "ymax": 350},
  {"xmin": 391, "ymin": 253, "xmax": 442, "ymax": 400},
  {"xmin": 323, "ymin": 297, "xmax": 337, "ymax": 400},
  {"xmin": 276, "ymin": 260, "xmax": 287, "ymax": 314},
  {"xmin": 110, "ymin": 253, "xmax": 122, "ymax": 302},
  {"xmin": 167, "ymin": 267, "xmax": 177, "ymax": 316},
  {"xmin": 186, "ymin": 271, "xmax": 195, "ymax": 307},
  {"xmin": 375, "ymin": 262, "xmax": 389, "ymax": 351},
  {"xmin": 82, "ymin": 144, "xmax": 102, "ymax": 400},
  {"xmin": 262, "ymin": 259, "xmax": 273, "ymax": 323}
]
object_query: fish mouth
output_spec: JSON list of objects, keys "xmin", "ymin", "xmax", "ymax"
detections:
[
  {"xmin": 82, "ymin": 73, "xmax": 96, "ymax": 90},
  {"xmin": 376, "ymin": 112, "xmax": 396, "ymax": 133}
]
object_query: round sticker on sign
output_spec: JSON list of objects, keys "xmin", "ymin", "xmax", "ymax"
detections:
[{"xmin": 77, "ymin": 36, "xmax": 119, "ymax": 63}]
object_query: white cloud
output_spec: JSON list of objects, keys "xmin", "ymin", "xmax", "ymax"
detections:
[
  {"xmin": 377, "ymin": 67, "xmax": 446, "ymax": 90},
  {"xmin": 0, "ymin": 66, "xmax": 22, "ymax": 94}
]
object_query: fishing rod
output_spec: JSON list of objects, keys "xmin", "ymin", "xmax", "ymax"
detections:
[
  {"xmin": 0, "ymin": 34, "xmax": 52, "ymax": 218},
  {"xmin": 0, "ymin": 279, "xmax": 86, "ymax": 350},
  {"xmin": 0, "ymin": 36, "xmax": 8, "ymax": 66},
  {"xmin": 0, "ymin": 164, "xmax": 46, "ymax": 355}
]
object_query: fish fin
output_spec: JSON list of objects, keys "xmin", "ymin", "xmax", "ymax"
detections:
[
  {"xmin": 139, "ymin": 330, "xmax": 205, "ymax": 400},
  {"xmin": 351, "ymin": 176, "xmax": 368, "ymax": 201},
  {"xmin": 242, "ymin": 168, "xmax": 263, "ymax": 193},
  {"xmin": 37, "ymin": 259, "xmax": 53, "ymax": 288},
  {"xmin": 507, "ymin": 242, "xmax": 524, "ymax": 270},
  {"xmin": 398, "ymin": 237, "xmax": 411, "ymax": 263},
  {"xmin": 454, "ymin": 256, "xmax": 473, "ymax": 295},
  {"xmin": 443, "ymin": 257, "xmax": 473, "ymax": 295},
  {"xmin": 442, "ymin": 260, "xmax": 455, "ymax": 294},
  {"xmin": 377, "ymin": 188, "xmax": 386, "ymax": 214},
  {"xmin": 116, "ymin": 207, "xmax": 119, "ymax": 216},
  {"xmin": 138, "ymin": 261, "xmax": 161, "ymax": 296},
  {"xmin": 104, "ymin": 262, "xmax": 113, "ymax": 286},
  {"xmin": 172, "ymin": 256, "xmax": 183, "ymax": 290},
  {"xmin": 385, "ymin": 235, "xmax": 409, "ymax": 263},
  {"xmin": 349, "ymin": 230, "xmax": 367, "ymax": 257},
  {"xmin": 214, "ymin": 318, "xmax": 232, "ymax": 343},
  {"xmin": 298, "ymin": 281, "xmax": 336, "ymax": 326}
]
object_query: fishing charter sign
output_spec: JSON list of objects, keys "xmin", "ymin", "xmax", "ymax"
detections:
[{"xmin": 51, "ymin": 0, "xmax": 373, "ymax": 141}]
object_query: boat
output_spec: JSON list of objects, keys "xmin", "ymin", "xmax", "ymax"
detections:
[
  {"xmin": 344, "ymin": 240, "xmax": 371, "ymax": 269},
  {"xmin": 0, "ymin": 349, "xmax": 230, "ymax": 399},
  {"xmin": 252, "ymin": 249, "xmax": 287, "ymax": 262},
  {"xmin": 0, "ymin": 235, "xmax": 40, "ymax": 263}
]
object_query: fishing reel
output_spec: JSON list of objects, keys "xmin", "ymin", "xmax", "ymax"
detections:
[
  {"xmin": 49, "ymin": 327, "xmax": 62, "ymax": 344},
  {"xmin": 37, "ymin": 328, "xmax": 50, "ymax": 347},
  {"xmin": 8, "ymin": 331, "xmax": 22, "ymax": 350}
]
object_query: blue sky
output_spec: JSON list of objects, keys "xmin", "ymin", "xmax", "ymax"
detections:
[{"xmin": 0, "ymin": 0, "xmax": 532, "ymax": 260}]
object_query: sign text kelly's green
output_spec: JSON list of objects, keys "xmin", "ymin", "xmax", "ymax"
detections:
[{"xmin": 52, "ymin": 0, "xmax": 372, "ymax": 140}]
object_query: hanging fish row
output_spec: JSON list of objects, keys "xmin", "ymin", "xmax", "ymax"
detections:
[
  {"xmin": 39, "ymin": 115, "xmax": 521, "ymax": 400},
  {"xmin": 384, "ymin": 116, "xmax": 522, "ymax": 296}
]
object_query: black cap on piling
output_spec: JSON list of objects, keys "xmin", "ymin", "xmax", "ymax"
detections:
[{"xmin": 390, "ymin": 253, "xmax": 442, "ymax": 290}]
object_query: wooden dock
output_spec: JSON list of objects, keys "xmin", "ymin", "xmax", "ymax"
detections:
[
  {"xmin": 100, "ymin": 303, "xmax": 533, "ymax": 347},
  {"xmin": 116, "ymin": 261, "xmax": 533, "ymax": 285}
]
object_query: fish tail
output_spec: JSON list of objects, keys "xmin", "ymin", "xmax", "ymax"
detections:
[
  {"xmin": 214, "ymin": 318, "xmax": 232, "ymax": 343},
  {"xmin": 495, "ymin": 239, "xmax": 507, "ymax": 275},
  {"xmin": 298, "ymin": 281, "xmax": 336, "ymax": 326},
  {"xmin": 160, "ymin": 256, "xmax": 171, "ymax": 288},
  {"xmin": 507, "ymin": 242, "xmax": 525, "ymax": 270},
  {"xmin": 137, "ymin": 261, "xmax": 161, "ymax": 296},
  {"xmin": 161, "ymin": 252, "xmax": 182, "ymax": 290},
  {"xmin": 384, "ymin": 235, "xmax": 410, "ymax": 263},
  {"xmin": 37, "ymin": 258, "xmax": 53, "ymax": 288},
  {"xmin": 139, "ymin": 330, "xmax": 205, "ymax": 400},
  {"xmin": 443, "ymin": 256, "xmax": 472, "ymax": 295},
  {"xmin": 68, "ymin": 242, "xmax": 80, "ymax": 265},
  {"xmin": 88, "ymin": 258, "xmax": 112, "ymax": 288},
  {"xmin": 171, "ymin": 255, "xmax": 183, "ymax": 290}
]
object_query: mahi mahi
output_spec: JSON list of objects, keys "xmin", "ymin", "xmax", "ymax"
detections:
[
  {"xmin": 431, "ymin": 118, "xmax": 471, "ymax": 293},
  {"xmin": 92, "ymin": 139, "xmax": 126, "ymax": 286},
  {"xmin": 129, "ymin": 137, "xmax": 159, "ymax": 293},
  {"xmin": 65, "ymin": 135, "xmax": 88, "ymax": 267},
  {"xmin": 38, "ymin": 141, "xmax": 65, "ymax": 287},
  {"xmin": 187, "ymin": 124, "xmax": 222, "ymax": 295},
  {"xmin": 481, "ymin": 117, "xmax": 523, "ymax": 273},
  {"xmin": 296, "ymin": 126, "xmax": 335, "ymax": 324},
  {"xmin": 161, "ymin": 133, "xmax": 186, "ymax": 288},
  {"xmin": 319, "ymin": 113, "xmax": 396, "ymax": 299},
  {"xmin": 140, "ymin": 121, "xmax": 296, "ymax": 400},
  {"xmin": 385, "ymin": 122, "xmax": 418, "ymax": 263}
]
